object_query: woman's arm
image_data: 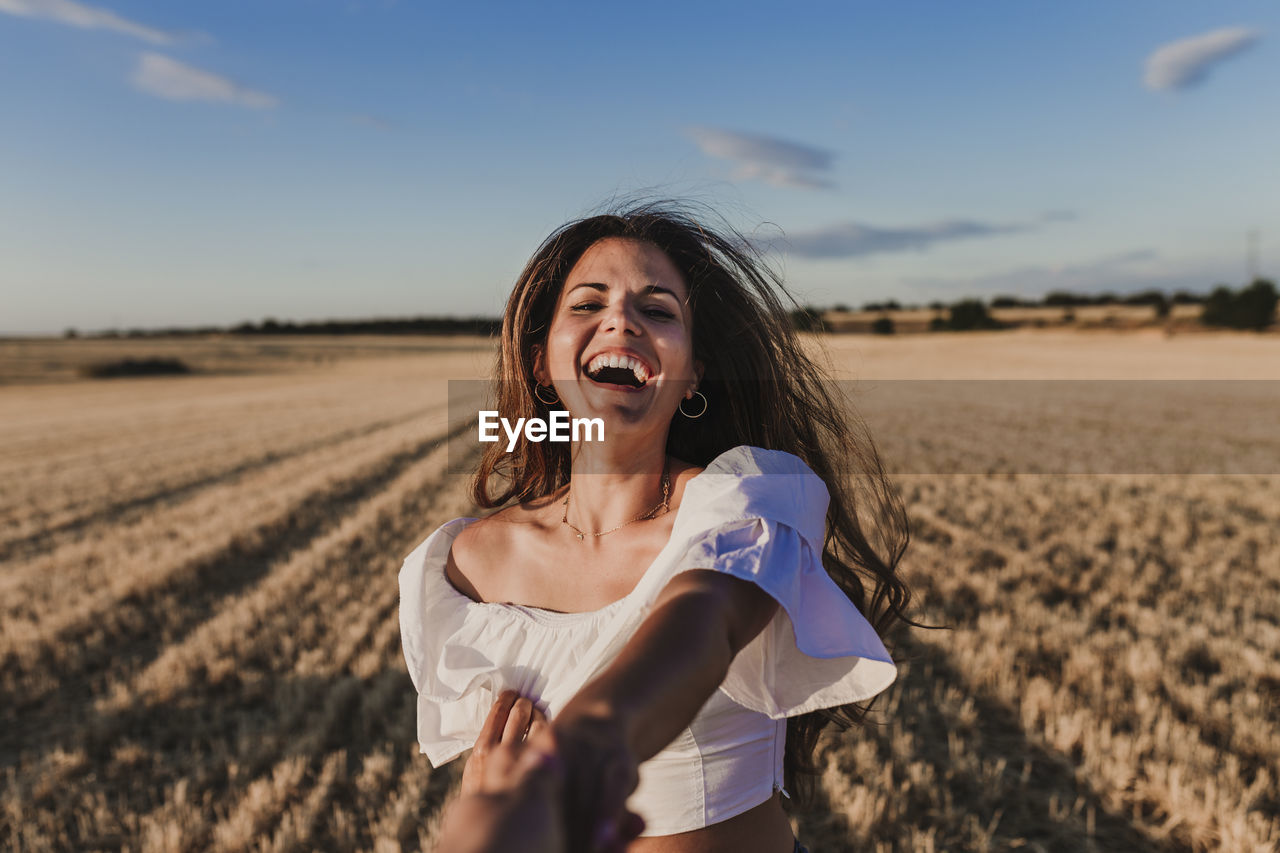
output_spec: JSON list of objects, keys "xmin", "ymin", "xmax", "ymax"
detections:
[
  {"xmin": 550, "ymin": 570, "xmax": 779, "ymax": 849},
  {"xmin": 565, "ymin": 569, "xmax": 779, "ymax": 759}
]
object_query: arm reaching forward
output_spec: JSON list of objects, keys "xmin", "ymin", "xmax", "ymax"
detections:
[{"xmin": 549, "ymin": 569, "xmax": 779, "ymax": 850}]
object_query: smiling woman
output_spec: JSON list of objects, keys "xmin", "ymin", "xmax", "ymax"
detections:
[
  {"xmin": 399, "ymin": 200, "xmax": 917, "ymax": 853},
  {"xmin": 531, "ymin": 237, "xmax": 705, "ymax": 451}
]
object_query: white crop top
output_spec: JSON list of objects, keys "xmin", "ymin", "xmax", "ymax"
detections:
[{"xmin": 397, "ymin": 445, "xmax": 897, "ymax": 836}]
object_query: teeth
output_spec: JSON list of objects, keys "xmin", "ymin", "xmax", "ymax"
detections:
[{"xmin": 585, "ymin": 353, "xmax": 651, "ymax": 385}]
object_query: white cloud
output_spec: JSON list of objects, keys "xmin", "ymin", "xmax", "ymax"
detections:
[
  {"xmin": 0, "ymin": 0, "xmax": 176, "ymax": 44},
  {"xmin": 1144, "ymin": 26, "xmax": 1262, "ymax": 91},
  {"xmin": 779, "ymin": 217, "xmax": 1057, "ymax": 259},
  {"xmin": 131, "ymin": 53, "xmax": 277, "ymax": 109},
  {"xmin": 686, "ymin": 126, "xmax": 836, "ymax": 190}
]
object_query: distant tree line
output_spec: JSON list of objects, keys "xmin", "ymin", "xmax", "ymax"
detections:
[
  {"xmin": 1200, "ymin": 281, "xmax": 1279, "ymax": 331},
  {"xmin": 60, "ymin": 283, "xmax": 1278, "ymax": 339},
  {"xmin": 229, "ymin": 316, "xmax": 501, "ymax": 336},
  {"xmin": 788, "ymin": 306, "xmax": 826, "ymax": 332},
  {"xmin": 930, "ymin": 300, "xmax": 1009, "ymax": 332},
  {"xmin": 68, "ymin": 315, "xmax": 502, "ymax": 339},
  {"xmin": 81, "ymin": 357, "xmax": 193, "ymax": 378},
  {"xmin": 801, "ymin": 280, "xmax": 1277, "ymax": 333}
]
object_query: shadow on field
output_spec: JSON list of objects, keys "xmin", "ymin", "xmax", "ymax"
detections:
[
  {"xmin": 794, "ymin": 633, "xmax": 1174, "ymax": 852},
  {"xmin": 8, "ymin": 632, "xmax": 1175, "ymax": 851},
  {"xmin": 3, "ymin": 666, "xmax": 459, "ymax": 852},
  {"xmin": 1, "ymin": 420, "xmax": 473, "ymax": 756},
  {"xmin": 0, "ymin": 403, "xmax": 443, "ymax": 565},
  {"xmin": 3, "ymin": 434, "xmax": 486, "ymax": 850}
]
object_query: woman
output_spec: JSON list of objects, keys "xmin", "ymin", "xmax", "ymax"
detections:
[{"xmin": 399, "ymin": 202, "xmax": 914, "ymax": 852}]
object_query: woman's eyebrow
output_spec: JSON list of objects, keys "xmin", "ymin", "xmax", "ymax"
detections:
[
  {"xmin": 566, "ymin": 281, "xmax": 680, "ymax": 299},
  {"xmin": 642, "ymin": 284, "xmax": 679, "ymax": 299}
]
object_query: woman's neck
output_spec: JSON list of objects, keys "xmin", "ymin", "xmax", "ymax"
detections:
[{"xmin": 563, "ymin": 438, "xmax": 669, "ymax": 534}]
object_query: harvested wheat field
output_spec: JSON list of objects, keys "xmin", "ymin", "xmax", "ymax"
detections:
[{"xmin": 2, "ymin": 330, "xmax": 1277, "ymax": 852}]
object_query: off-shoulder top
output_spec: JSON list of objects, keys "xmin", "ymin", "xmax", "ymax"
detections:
[{"xmin": 397, "ymin": 445, "xmax": 897, "ymax": 836}]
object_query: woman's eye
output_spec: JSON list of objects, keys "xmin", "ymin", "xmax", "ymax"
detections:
[{"xmin": 568, "ymin": 302, "xmax": 673, "ymax": 319}]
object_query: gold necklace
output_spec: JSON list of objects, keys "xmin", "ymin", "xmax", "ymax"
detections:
[{"xmin": 561, "ymin": 465, "xmax": 671, "ymax": 541}]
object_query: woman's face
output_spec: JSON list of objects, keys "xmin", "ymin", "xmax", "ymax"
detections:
[{"xmin": 533, "ymin": 237, "xmax": 703, "ymax": 437}]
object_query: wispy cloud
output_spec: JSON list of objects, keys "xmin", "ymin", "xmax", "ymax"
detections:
[
  {"xmin": 0, "ymin": 0, "xmax": 177, "ymax": 44},
  {"xmin": 1144, "ymin": 26, "xmax": 1262, "ymax": 91},
  {"xmin": 686, "ymin": 126, "xmax": 836, "ymax": 190},
  {"xmin": 781, "ymin": 216, "xmax": 1061, "ymax": 260},
  {"xmin": 131, "ymin": 53, "xmax": 277, "ymax": 109}
]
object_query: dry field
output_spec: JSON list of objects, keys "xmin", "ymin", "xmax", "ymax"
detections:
[
  {"xmin": 0, "ymin": 335, "xmax": 493, "ymax": 386},
  {"xmin": 2, "ymin": 331, "xmax": 1277, "ymax": 852}
]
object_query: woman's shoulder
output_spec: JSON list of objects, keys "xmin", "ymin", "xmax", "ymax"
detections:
[
  {"xmin": 678, "ymin": 445, "xmax": 830, "ymax": 546},
  {"xmin": 702, "ymin": 445, "xmax": 821, "ymax": 478},
  {"xmin": 447, "ymin": 499, "xmax": 559, "ymax": 603},
  {"xmin": 448, "ymin": 511, "xmax": 527, "ymax": 585},
  {"xmin": 667, "ymin": 456, "xmax": 705, "ymax": 498},
  {"xmin": 691, "ymin": 445, "xmax": 827, "ymax": 503}
]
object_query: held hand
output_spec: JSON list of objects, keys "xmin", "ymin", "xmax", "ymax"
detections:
[
  {"xmin": 462, "ymin": 689, "xmax": 546, "ymax": 797},
  {"xmin": 551, "ymin": 701, "xmax": 644, "ymax": 853},
  {"xmin": 438, "ymin": 692, "xmax": 566, "ymax": 853}
]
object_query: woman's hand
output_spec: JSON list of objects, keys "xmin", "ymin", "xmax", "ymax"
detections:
[
  {"xmin": 438, "ymin": 691, "xmax": 565, "ymax": 853},
  {"xmin": 461, "ymin": 689, "xmax": 546, "ymax": 797},
  {"xmin": 456, "ymin": 690, "xmax": 644, "ymax": 853},
  {"xmin": 551, "ymin": 699, "xmax": 643, "ymax": 853}
]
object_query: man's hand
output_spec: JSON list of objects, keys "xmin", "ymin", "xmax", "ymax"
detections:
[{"xmin": 550, "ymin": 700, "xmax": 643, "ymax": 853}]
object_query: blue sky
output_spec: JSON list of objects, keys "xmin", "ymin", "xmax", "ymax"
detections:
[{"xmin": 1, "ymin": 0, "xmax": 1276, "ymax": 333}]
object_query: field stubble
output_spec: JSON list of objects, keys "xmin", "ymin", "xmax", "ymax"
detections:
[{"xmin": 1, "ymin": 334, "xmax": 1276, "ymax": 852}]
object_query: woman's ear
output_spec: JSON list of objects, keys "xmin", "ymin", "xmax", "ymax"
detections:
[
  {"xmin": 686, "ymin": 358, "xmax": 706, "ymax": 399},
  {"xmin": 531, "ymin": 343, "xmax": 549, "ymax": 386}
]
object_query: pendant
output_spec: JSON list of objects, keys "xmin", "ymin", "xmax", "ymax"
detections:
[{"xmin": 576, "ymin": 533, "xmax": 584, "ymax": 541}]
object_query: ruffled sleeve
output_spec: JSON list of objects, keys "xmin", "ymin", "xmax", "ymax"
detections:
[
  {"xmin": 657, "ymin": 446, "xmax": 896, "ymax": 717},
  {"xmin": 398, "ymin": 519, "xmax": 566, "ymax": 766},
  {"xmin": 673, "ymin": 516, "xmax": 896, "ymax": 718},
  {"xmin": 540, "ymin": 446, "xmax": 898, "ymax": 719}
]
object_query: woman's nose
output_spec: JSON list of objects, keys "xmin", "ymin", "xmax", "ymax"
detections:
[{"xmin": 602, "ymin": 301, "xmax": 642, "ymax": 335}]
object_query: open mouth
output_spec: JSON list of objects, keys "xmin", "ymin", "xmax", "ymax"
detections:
[{"xmin": 584, "ymin": 353, "xmax": 651, "ymax": 389}]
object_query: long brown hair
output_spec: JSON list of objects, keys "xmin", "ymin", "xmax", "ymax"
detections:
[{"xmin": 471, "ymin": 200, "xmax": 915, "ymax": 804}]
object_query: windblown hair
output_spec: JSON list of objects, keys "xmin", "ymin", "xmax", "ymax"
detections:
[{"xmin": 470, "ymin": 200, "xmax": 915, "ymax": 806}]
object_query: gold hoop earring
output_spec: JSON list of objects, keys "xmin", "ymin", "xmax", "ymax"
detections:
[
  {"xmin": 678, "ymin": 391, "xmax": 708, "ymax": 419},
  {"xmin": 534, "ymin": 384, "xmax": 559, "ymax": 405}
]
